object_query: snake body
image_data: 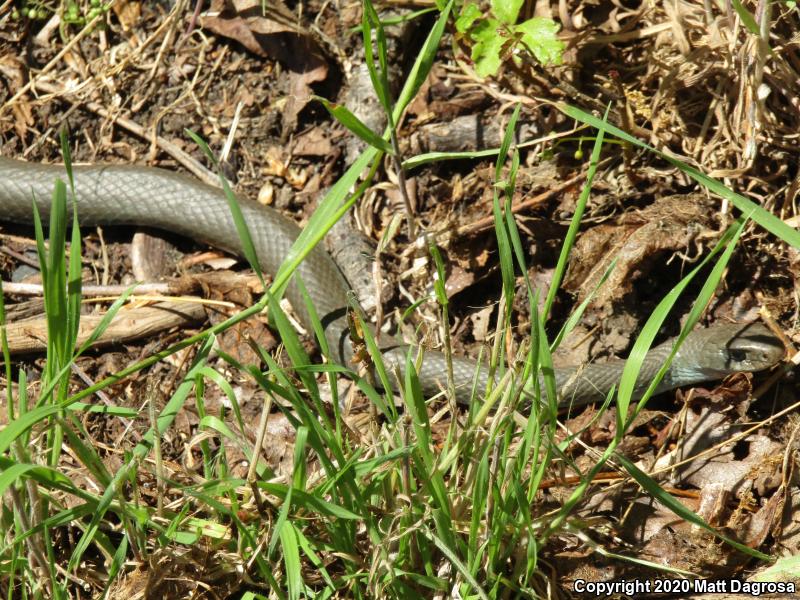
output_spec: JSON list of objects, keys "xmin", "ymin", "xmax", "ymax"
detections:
[{"xmin": 0, "ymin": 157, "xmax": 784, "ymax": 406}]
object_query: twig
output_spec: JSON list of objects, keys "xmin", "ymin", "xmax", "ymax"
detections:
[
  {"xmin": 1, "ymin": 301, "xmax": 206, "ymax": 354},
  {"xmin": 0, "ymin": 245, "xmax": 40, "ymax": 269},
  {"xmin": 0, "ymin": 0, "xmax": 120, "ymax": 117},
  {"xmin": 3, "ymin": 280, "xmax": 168, "ymax": 297},
  {"xmin": 454, "ymin": 162, "xmax": 608, "ymax": 237},
  {"xmin": 389, "ymin": 132, "xmax": 417, "ymax": 239},
  {"xmin": 181, "ymin": 0, "xmax": 204, "ymax": 43},
  {"xmin": 70, "ymin": 362, "xmax": 137, "ymax": 433},
  {"xmin": 146, "ymin": 376, "xmax": 165, "ymax": 518},
  {"xmin": 31, "ymin": 80, "xmax": 218, "ymax": 186}
]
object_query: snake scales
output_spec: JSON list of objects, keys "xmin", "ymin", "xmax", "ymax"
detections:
[{"xmin": 0, "ymin": 157, "xmax": 784, "ymax": 406}]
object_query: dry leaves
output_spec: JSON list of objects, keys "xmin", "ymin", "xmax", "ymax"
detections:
[
  {"xmin": 201, "ymin": 0, "xmax": 329, "ymax": 132},
  {"xmin": 564, "ymin": 193, "xmax": 719, "ymax": 311}
]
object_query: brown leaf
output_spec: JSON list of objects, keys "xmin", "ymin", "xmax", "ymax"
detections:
[
  {"xmin": 283, "ymin": 63, "xmax": 328, "ymax": 132},
  {"xmin": 0, "ymin": 56, "xmax": 32, "ymax": 140},
  {"xmin": 202, "ymin": 0, "xmax": 328, "ymax": 132},
  {"xmin": 201, "ymin": 1, "xmax": 328, "ymax": 132},
  {"xmin": 131, "ymin": 231, "xmax": 180, "ymax": 281},
  {"xmin": 443, "ymin": 264, "xmax": 475, "ymax": 298},
  {"xmin": 292, "ymin": 128, "xmax": 333, "ymax": 157},
  {"xmin": 564, "ymin": 193, "xmax": 718, "ymax": 311},
  {"xmin": 202, "ymin": 13, "xmax": 273, "ymax": 56},
  {"xmin": 201, "ymin": 0, "xmax": 327, "ymax": 67},
  {"xmin": 111, "ymin": 0, "xmax": 141, "ymax": 31},
  {"xmin": 742, "ymin": 488, "xmax": 785, "ymax": 548}
]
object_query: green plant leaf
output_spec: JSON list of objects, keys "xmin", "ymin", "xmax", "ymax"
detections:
[
  {"xmin": 185, "ymin": 130, "xmax": 265, "ymax": 286},
  {"xmin": 362, "ymin": 0, "xmax": 393, "ymax": 118},
  {"xmin": 349, "ymin": 7, "xmax": 437, "ymax": 34},
  {"xmin": 455, "ymin": 2, "xmax": 482, "ymax": 33},
  {"xmin": 394, "ymin": 0, "xmax": 452, "ymax": 116},
  {"xmin": 258, "ymin": 482, "xmax": 361, "ymax": 520},
  {"xmin": 0, "ymin": 463, "xmax": 69, "ymax": 495},
  {"xmin": 280, "ymin": 523, "xmax": 302, "ymax": 600},
  {"xmin": 491, "ymin": 0, "xmax": 523, "ymax": 25},
  {"xmin": 516, "ymin": 17, "xmax": 565, "ymax": 65},
  {"xmin": 471, "ymin": 18, "xmax": 505, "ymax": 77}
]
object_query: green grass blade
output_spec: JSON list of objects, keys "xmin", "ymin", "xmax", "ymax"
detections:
[
  {"xmin": 349, "ymin": 7, "xmax": 437, "ymax": 33},
  {"xmin": 257, "ymin": 481, "xmax": 360, "ymax": 520},
  {"xmin": 0, "ymin": 403, "xmax": 65, "ymax": 454},
  {"xmin": 186, "ymin": 130, "xmax": 265, "ymax": 285},
  {"xmin": 492, "ymin": 104, "xmax": 521, "ymax": 315},
  {"xmin": 0, "ymin": 463, "xmax": 66, "ymax": 496},
  {"xmin": 294, "ymin": 274, "xmax": 342, "ymax": 417},
  {"xmin": 33, "ymin": 285, "xmax": 140, "ymax": 409},
  {"xmin": 65, "ymin": 203, "xmax": 82, "ymax": 361},
  {"xmin": 616, "ymin": 454, "xmax": 770, "ymax": 560},
  {"xmin": 0, "ymin": 279, "xmax": 12, "ymax": 416},
  {"xmin": 427, "ymin": 527, "xmax": 490, "ymax": 600},
  {"xmin": 267, "ymin": 293, "xmax": 320, "ymax": 399},
  {"xmin": 61, "ymin": 128, "xmax": 82, "ymax": 359},
  {"xmin": 541, "ymin": 105, "xmax": 608, "ymax": 322},
  {"xmin": 314, "ymin": 96, "xmax": 394, "ymax": 154},
  {"xmin": 557, "ymin": 103, "xmax": 798, "ymax": 247},
  {"xmin": 0, "ymin": 459, "xmax": 76, "ymax": 495},
  {"xmin": 730, "ymin": 0, "xmax": 761, "ymax": 36},
  {"xmin": 67, "ymin": 335, "xmax": 216, "ymax": 571},
  {"xmin": 58, "ymin": 416, "xmax": 112, "ymax": 487},
  {"xmin": 403, "ymin": 354, "xmax": 456, "ymax": 550},
  {"xmin": 269, "ymin": 470, "xmax": 296, "ymax": 558},
  {"xmin": 274, "ymin": 150, "xmax": 379, "ymax": 303},
  {"xmin": 393, "ymin": 1, "xmax": 451, "ymax": 122},
  {"xmin": 294, "ymin": 527, "xmax": 336, "ymax": 589},
  {"xmin": 361, "ymin": 0, "xmax": 393, "ymax": 119},
  {"xmin": 616, "ymin": 218, "xmax": 747, "ymax": 416},
  {"xmin": 279, "ymin": 522, "xmax": 302, "ymax": 600},
  {"xmin": 47, "ymin": 179, "xmax": 68, "ymax": 365},
  {"xmin": 350, "ymin": 296, "xmax": 398, "ymax": 420},
  {"xmin": 99, "ymin": 536, "xmax": 128, "ymax": 600}
]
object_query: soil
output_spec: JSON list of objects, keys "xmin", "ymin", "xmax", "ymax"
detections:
[{"xmin": 0, "ymin": 0, "xmax": 798, "ymax": 597}]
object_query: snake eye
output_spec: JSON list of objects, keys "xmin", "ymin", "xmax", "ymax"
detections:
[{"xmin": 729, "ymin": 348, "xmax": 748, "ymax": 363}]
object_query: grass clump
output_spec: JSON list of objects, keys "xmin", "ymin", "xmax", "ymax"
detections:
[{"xmin": 0, "ymin": 2, "xmax": 795, "ymax": 598}]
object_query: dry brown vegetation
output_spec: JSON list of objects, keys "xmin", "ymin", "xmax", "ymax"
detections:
[{"xmin": 0, "ymin": 0, "xmax": 799, "ymax": 597}]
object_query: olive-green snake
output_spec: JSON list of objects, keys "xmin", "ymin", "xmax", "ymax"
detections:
[{"xmin": 0, "ymin": 157, "xmax": 785, "ymax": 406}]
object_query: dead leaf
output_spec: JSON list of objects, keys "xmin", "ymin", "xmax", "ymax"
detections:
[
  {"xmin": 283, "ymin": 63, "xmax": 328, "ymax": 133},
  {"xmin": 469, "ymin": 304, "xmax": 494, "ymax": 342},
  {"xmin": 696, "ymin": 482, "xmax": 729, "ymax": 527},
  {"xmin": 564, "ymin": 194, "xmax": 718, "ymax": 311},
  {"xmin": 202, "ymin": 275, "xmax": 278, "ymax": 364},
  {"xmin": 201, "ymin": 0, "xmax": 329, "ymax": 132},
  {"xmin": 444, "ymin": 264, "xmax": 476, "ymax": 298},
  {"xmin": 292, "ymin": 128, "xmax": 333, "ymax": 157},
  {"xmin": 0, "ymin": 56, "xmax": 32, "ymax": 140},
  {"xmin": 112, "ymin": 0, "xmax": 141, "ymax": 32},
  {"xmin": 662, "ymin": 414, "xmax": 783, "ymax": 498},
  {"xmin": 204, "ymin": 0, "xmax": 299, "ymax": 54},
  {"xmin": 262, "ymin": 146, "xmax": 288, "ymax": 178},
  {"xmin": 742, "ymin": 488, "xmax": 785, "ymax": 548}
]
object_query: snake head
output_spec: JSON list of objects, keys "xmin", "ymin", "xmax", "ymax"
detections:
[{"xmin": 698, "ymin": 322, "xmax": 785, "ymax": 377}]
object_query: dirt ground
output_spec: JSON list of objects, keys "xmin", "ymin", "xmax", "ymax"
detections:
[{"xmin": 1, "ymin": 0, "xmax": 799, "ymax": 597}]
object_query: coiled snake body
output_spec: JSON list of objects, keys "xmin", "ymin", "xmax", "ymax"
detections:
[{"xmin": 0, "ymin": 157, "xmax": 784, "ymax": 406}]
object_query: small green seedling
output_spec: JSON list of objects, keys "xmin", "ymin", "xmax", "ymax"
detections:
[{"xmin": 455, "ymin": 0, "xmax": 565, "ymax": 77}]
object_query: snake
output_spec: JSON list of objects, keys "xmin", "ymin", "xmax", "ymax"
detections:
[{"xmin": 0, "ymin": 157, "xmax": 785, "ymax": 407}]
